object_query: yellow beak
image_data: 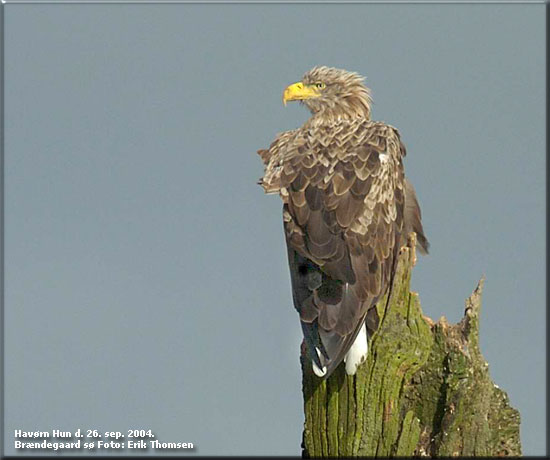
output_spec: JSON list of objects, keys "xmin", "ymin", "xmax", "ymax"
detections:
[{"xmin": 282, "ymin": 82, "xmax": 319, "ymax": 106}]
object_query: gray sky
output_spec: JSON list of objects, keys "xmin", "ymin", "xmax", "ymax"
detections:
[{"xmin": 4, "ymin": 2, "xmax": 545, "ymax": 456}]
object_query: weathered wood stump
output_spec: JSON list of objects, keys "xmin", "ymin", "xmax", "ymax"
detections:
[{"xmin": 301, "ymin": 242, "xmax": 521, "ymax": 457}]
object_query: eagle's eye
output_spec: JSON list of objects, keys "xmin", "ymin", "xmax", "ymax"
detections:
[{"xmin": 315, "ymin": 82, "xmax": 326, "ymax": 89}]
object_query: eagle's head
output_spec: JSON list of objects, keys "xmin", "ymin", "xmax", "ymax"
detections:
[{"xmin": 283, "ymin": 66, "xmax": 372, "ymax": 121}]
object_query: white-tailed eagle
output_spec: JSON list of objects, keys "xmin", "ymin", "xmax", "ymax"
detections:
[{"xmin": 257, "ymin": 66, "xmax": 428, "ymax": 378}]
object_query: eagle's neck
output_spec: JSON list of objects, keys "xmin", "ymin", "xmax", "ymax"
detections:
[
  {"xmin": 307, "ymin": 94, "xmax": 372, "ymax": 125},
  {"xmin": 306, "ymin": 107, "xmax": 370, "ymax": 128}
]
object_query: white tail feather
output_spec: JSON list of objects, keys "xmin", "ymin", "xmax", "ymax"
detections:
[{"xmin": 344, "ymin": 322, "xmax": 368, "ymax": 375}]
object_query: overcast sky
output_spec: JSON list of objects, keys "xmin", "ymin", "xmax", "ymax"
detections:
[{"xmin": 4, "ymin": 2, "xmax": 545, "ymax": 456}]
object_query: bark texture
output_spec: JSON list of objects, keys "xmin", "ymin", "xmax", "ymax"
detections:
[{"xmin": 300, "ymin": 243, "xmax": 521, "ymax": 457}]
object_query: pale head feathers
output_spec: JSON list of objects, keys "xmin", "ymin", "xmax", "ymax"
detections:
[{"xmin": 301, "ymin": 66, "xmax": 372, "ymax": 121}]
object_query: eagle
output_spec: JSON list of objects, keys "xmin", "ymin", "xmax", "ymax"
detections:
[{"xmin": 257, "ymin": 66, "xmax": 429, "ymax": 378}]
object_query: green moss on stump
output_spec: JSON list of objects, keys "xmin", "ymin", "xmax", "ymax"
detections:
[{"xmin": 301, "ymin": 244, "xmax": 521, "ymax": 458}]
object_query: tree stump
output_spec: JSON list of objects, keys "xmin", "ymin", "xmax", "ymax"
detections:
[{"xmin": 300, "ymin": 242, "xmax": 521, "ymax": 457}]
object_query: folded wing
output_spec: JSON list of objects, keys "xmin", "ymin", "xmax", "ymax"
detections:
[{"xmin": 281, "ymin": 123, "xmax": 409, "ymax": 377}]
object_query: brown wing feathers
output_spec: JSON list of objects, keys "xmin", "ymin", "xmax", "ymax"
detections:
[
  {"xmin": 275, "ymin": 122, "xmax": 407, "ymax": 377},
  {"xmin": 404, "ymin": 179, "xmax": 430, "ymax": 255}
]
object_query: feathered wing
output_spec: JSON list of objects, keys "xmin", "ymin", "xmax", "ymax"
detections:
[
  {"xmin": 273, "ymin": 121, "xmax": 408, "ymax": 378},
  {"xmin": 403, "ymin": 178, "xmax": 430, "ymax": 255}
]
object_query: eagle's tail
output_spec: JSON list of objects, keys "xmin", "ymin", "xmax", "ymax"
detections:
[
  {"xmin": 287, "ymin": 244, "xmax": 383, "ymax": 379},
  {"xmin": 314, "ymin": 301, "xmax": 379, "ymax": 378}
]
